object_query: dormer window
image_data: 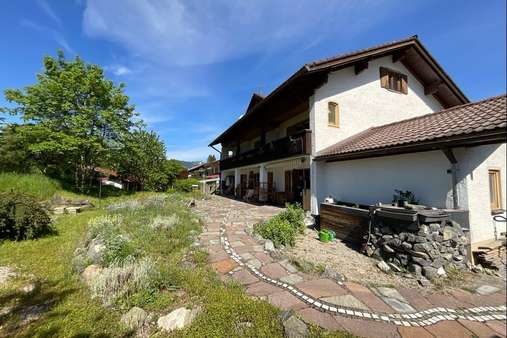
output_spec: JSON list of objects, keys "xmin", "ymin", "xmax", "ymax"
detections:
[
  {"xmin": 328, "ymin": 102, "xmax": 339, "ymax": 127},
  {"xmin": 380, "ymin": 67, "xmax": 408, "ymax": 94}
]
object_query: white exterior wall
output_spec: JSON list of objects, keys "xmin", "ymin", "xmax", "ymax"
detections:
[
  {"xmin": 316, "ymin": 144, "xmax": 507, "ymax": 244},
  {"xmin": 310, "ymin": 56, "xmax": 443, "ymax": 153},
  {"xmin": 317, "ymin": 151, "xmax": 457, "ymax": 208},
  {"xmin": 458, "ymin": 143, "xmax": 507, "ymax": 244},
  {"xmin": 309, "ymin": 56, "xmax": 444, "ymax": 214}
]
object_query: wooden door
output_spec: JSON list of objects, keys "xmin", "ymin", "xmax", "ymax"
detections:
[
  {"xmin": 292, "ymin": 169, "xmax": 304, "ymax": 203},
  {"xmin": 240, "ymin": 174, "xmax": 247, "ymax": 197}
]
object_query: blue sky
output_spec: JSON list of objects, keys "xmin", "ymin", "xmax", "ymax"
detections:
[{"xmin": 0, "ymin": 0, "xmax": 505, "ymax": 161}]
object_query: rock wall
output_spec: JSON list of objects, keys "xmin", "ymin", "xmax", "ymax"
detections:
[{"xmin": 366, "ymin": 218, "xmax": 468, "ymax": 280}]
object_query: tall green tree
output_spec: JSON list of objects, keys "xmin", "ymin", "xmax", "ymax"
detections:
[
  {"xmin": 117, "ymin": 130, "xmax": 183, "ymax": 191},
  {"xmin": 1, "ymin": 51, "xmax": 140, "ymax": 191},
  {"xmin": 207, "ymin": 154, "xmax": 217, "ymax": 163},
  {"xmin": 0, "ymin": 125, "xmax": 34, "ymax": 173}
]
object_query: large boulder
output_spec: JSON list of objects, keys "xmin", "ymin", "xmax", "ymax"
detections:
[
  {"xmin": 264, "ymin": 240, "xmax": 275, "ymax": 252},
  {"xmin": 81, "ymin": 264, "xmax": 102, "ymax": 284},
  {"xmin": 422, "ymin": 266, "xmax": 438, "ymax": 280},
  {"xmin": 0, "ymin": 266, "xmax": 16, "ymax": 285},
  {"xmin": 121, "ymin": 306, "xmax": 148, "ymax": 330},
  {"xmin": 282, "ymin": 313, "xmax": 308, "ymax": 338},
  {"xmin": 377, "ymin": 260, "xmax": 391, "ymax": 273},
  {"xmin": 87, "ymin": 238, "xmax": 106, "ymax": 264},
  {"xmin": 157, "ymin": 307, "xmax": 201, "ymax": 332}
]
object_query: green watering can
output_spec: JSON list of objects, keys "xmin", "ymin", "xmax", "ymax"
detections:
[{"xmin": 319, "ymin": 229, "xmax": 336, "ymax": 242}]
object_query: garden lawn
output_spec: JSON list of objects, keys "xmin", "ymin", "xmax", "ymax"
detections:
[
  {"xmin": 1, "ymin": 193, "xmax": 353, "ymax": 337},
  {"xmin": 0, "ymin": 208, "xmax": 126, "ymax": 337}
]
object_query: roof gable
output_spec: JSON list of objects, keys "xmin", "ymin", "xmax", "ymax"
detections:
[
  {"xmin": 210, "ymin": 36, "xmax": 469, "ymax": 146},
  {"xmin": 245, "ymin": 93, "xmax": 265, "ymax": 114}
]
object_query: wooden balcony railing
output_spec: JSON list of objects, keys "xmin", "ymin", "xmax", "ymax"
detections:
[{"xmin": 220, "ymin": 129, "xmax": 311, "ymax": 171}]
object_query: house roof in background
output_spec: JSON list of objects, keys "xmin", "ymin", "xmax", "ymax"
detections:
[
  {"xmin": 188, "ymin": 160, "xmax": 220, "ymax": 172},
  {"xmin": 210, "ymin": 35, "xmax": 469, "ymax": 146},
  {"xmin": 315, "ymin": 94, "xmax": 507, "ymax": 162},
  {"xmin": 245, "ymin": 93, "xmax": 265, "ymax": 114}
]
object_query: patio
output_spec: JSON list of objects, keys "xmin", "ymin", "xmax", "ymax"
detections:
[{"xmin": 194, "ymin": 196, "xmax": 507, "ymax": 338}]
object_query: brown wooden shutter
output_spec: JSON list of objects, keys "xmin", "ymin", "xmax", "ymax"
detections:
[
  {"xmin": 380, "ymin": 67, "xmax": 389, "ymax": 88},
  {"xmin": 401, "ymin": 74, "xmax": 408, "ymax": 94}
]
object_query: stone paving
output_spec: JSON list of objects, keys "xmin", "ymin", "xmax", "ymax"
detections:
[{"xmin": 194, "ymin": 196, "xmax": 507, "ymax": 338}]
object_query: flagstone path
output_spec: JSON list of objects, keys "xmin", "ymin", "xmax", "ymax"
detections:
[{"xmin": 194, "ymin": 196, "xmax": 507, "ymax": 338}]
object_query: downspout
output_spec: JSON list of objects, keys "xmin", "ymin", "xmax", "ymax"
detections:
[{"xmin": 441, "ymin": 147, "xmax": 459, "ymax": 209}]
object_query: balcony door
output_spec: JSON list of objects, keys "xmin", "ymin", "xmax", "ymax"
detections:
[{"xmin": 240, "ymin": 174, "xmax": 247, "ymax": 198}]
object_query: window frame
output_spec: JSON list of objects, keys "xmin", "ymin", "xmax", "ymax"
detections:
[
  {"xmin": 380, "ymin": 67, "xmax": 408, "ymax": 94},
  {"xmin": 327, "ymin": 101, "xmax": 339, "ymax": 127},
  {"xmin": 488, "ymin": 168, "xmax": 503, "ymax": 213}
]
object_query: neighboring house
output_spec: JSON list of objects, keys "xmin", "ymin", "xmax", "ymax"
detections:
[
  {"xmin": 209, "ymin": 36, "xmax": 506, "ymax": 245},
  {"xmin": 188, "ymin": 160, "xmax": 220, "ymax": 194},
  {"xmin": 188, "ymin": 160, "xmax": 220, "ymax": 179}
]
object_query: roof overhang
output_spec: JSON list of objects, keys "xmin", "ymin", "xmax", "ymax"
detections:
[{"xmin": 315, "ymin": 129, "xmax": 507, "ymax": 163}]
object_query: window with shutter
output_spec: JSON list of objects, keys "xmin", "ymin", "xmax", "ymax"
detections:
[
  {"xmin": 489, "ymin": 169, "xmax": 503, "ymax": 211},
  {"xmin": 328, "ymin": 101, "xmax": 339, "ymax": 127},
  {"xmin": 379, "ymin": 67, "xmax": 408, "ymax": 94}
]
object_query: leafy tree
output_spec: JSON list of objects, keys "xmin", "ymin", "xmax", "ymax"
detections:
[
  {"xmin": 207, "ymin": 154, "xmax": 217, "ymax": 163},
  {"xmin": 0, "ymin": 125, "xmax": 34, "ymax": 173},
  {"xmin": 117, "ymin": 130, "xmax": 183, "ymax": 191},
  {"xmin": 1, "ymin": 50, "xmax": 140, "ymax": 191},
  {"xmin": 164, "ymin": 159, "xmax": 185, "ymax": 185}
]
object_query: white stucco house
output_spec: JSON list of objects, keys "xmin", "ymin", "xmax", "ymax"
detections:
[{"xmin": 210, "ymin": 36, "xmax": 506, "ymax": 246}]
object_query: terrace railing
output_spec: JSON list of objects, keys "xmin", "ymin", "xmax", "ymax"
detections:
[{"xmin": 220, "ymin": 129, "xmax": 311, "ymax": 171}]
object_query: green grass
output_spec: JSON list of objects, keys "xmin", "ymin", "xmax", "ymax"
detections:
[
  {"xmin": 0, "ymin": 190, "xmax": 353, "ymax": 337},
  {"xmin": 0, "ymin": 172, "xmax": 99, "ymax": 203},
  {"xmin": 0, "ymin": 173, "xmax": 63, "ymax": 200},
  {"xmin": 0, "ymin": 209, "xmax": 127, "ymax": 337},
  {"xmin": 289, "ymin": 257, "xmax": 326, "ymax": 275}
]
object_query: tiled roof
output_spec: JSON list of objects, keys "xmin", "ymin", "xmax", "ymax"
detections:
[
  {"xmin": 305, "ymin": 36, "xmax": 417, "ymax": 69},
  {"xmin": 315, "ymin": 95, "xmax": 507, "ymax": 161},
  {"xmin": 209, "ymin": 36, "xmax": 468, "ymax": 146}
]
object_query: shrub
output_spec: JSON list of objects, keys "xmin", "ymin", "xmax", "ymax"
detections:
[
  {"xmin": 392, "ymin": 189, "xmax": 419, "ymax": 205},
  {"xmin": 254, "ymin": 203, "xmax": 305, "ymax": 247},
  {"xmin": 149, "ymin": 214, "xmax": 179, "ymax": 230},
  {"xmin": 173, "ymin": 178, "xmax": 200, "ymax": 192},
  {"xmin": 90, "ymin": 256, "xmax": 159, "ymax": 307},
  {"xmin": 106, "ymin": 200, "xmax": 142, "ymax": 212},
  {"xmin": 0, "ymin": 192, "xmax": 54, "ymax": 240},
  {"xmin": 106, "ymin": 194, "xmax": 167, "ymax": 212},
  {"xmin": 102, "ymin": 233, "xmax": 137, "ymax": 266},
  {"xmin": 87, "ymin": 215, "xmax": 123, "ymax": 240},
  {"xmin": 279, "ymin": 203, "xmax": 305, "ymax": 233},
  {"xmin": 86, "ymin": 215, "xmax": 136, "ymax": 266}
]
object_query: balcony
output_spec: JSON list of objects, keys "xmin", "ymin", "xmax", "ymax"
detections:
[{"xmin": 220, "ymin": 129, "xmax": 311, "ymax": 171}]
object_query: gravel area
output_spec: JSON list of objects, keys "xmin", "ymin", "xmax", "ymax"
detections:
[{"xmin": 284, "ymin": 229, "xmax": 421, "ymax": 288}]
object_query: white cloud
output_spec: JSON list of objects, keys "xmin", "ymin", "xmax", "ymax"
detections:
[
  {"xmin": 113, "ymin": 66, "xmax": 131, "ymax": 76},
  {"xmin": 105, "ymin": 64, "xmax": 132, "ymax": 76},
  {"xmin": 36, "ymin": 0, "xmax": 62, "ymax": 27},
  {"xmin": 20, "ymin": 19, "xmax": 75, "ymax": 54},
  {"xmin": 167, "ymin": 146, "xmax": 217, "ymax": 162},
  {"xmin": 82, "ymin": 0, "xmax": 398, "ymax": 67}
]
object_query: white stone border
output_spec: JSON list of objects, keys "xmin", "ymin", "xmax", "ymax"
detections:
[{"xmin": 219, "ymin": 222, "xmax": 507, "ymax": 327}]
